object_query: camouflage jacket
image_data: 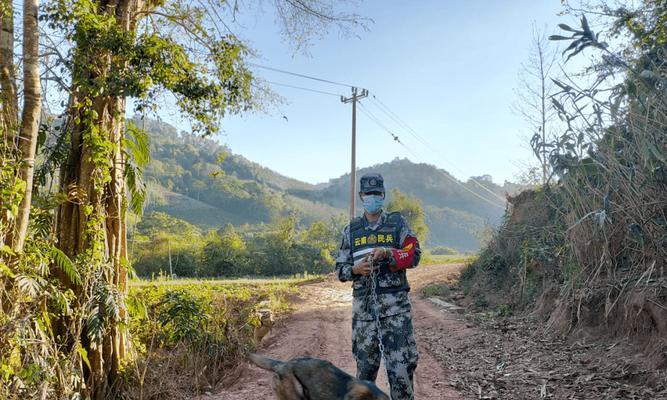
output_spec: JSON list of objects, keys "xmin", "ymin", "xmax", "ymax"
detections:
[{"xmin": 336, "ymin": 210, "xmax": 421, "ymax": 321}]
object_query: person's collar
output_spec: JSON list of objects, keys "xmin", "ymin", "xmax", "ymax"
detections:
[{"xmin": 363, "ymin": 209, "xmax": 385, "ymax": 227}]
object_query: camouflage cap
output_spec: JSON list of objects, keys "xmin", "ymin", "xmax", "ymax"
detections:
[{"xmin": 359, "ymin": 173, "xmax": 385, "ymax": 194}]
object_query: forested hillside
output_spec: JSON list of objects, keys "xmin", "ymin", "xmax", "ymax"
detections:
[
  {"xmin": 305, "ymin": 159, "xmax": 515, "ymax": 221},
  {"xmin": 138, "ymin": 117, "xmax": 340, "ymax": 227},
  {"xmin": 139, "ymin": 118, "xmax": 515, "ymax": 250}
]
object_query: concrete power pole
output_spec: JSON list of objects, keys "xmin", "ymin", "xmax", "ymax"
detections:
[{"xmin": 341, "ymin": 87, "xmax": 368, "ymax": 220}]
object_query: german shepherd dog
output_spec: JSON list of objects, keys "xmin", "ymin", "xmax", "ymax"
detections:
[{"xmin": 248, "ymin": 353, "xmax": 390, "ymax": 400}]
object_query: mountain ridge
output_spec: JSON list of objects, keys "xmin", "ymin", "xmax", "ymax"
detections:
[{"xmin": 138, "ymin": 118, "xmax": 517, "ymax": 250}]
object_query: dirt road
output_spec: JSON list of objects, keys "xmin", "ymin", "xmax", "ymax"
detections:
[{"xmin": 212, "ymin": 264, "xmax": 466, "ymax": 399}]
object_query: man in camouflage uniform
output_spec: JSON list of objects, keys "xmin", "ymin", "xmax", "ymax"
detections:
[{"xmin": 336, "ymin": 173, "xmax": 421, "ymax": 400}]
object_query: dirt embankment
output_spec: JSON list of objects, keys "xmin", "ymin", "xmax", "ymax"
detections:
[{"xmin": 210, "ymin": 264, "xmax": 666, "ymax": 400}]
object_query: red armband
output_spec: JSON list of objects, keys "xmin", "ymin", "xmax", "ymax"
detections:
[{"xmin": 389, "ymin": 236, "xmax": 418, "ymax": 272}]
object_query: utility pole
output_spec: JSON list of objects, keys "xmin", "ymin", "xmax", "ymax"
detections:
[
  {"xmin": 341, "ymin": 87, "xmax": 368, "ymax": 220},
  {"xmin": 168, "ymin": 239, "xmax": 173, "ymax": 278}
]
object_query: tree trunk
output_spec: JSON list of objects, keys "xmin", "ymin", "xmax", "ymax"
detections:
[
  {"xmin": 0, "ymin": 0, "xmax": 17, "ymax": 252},
  {"xmin": 56, "ymin": 94, "xmax": 129, "ymax": 398},
  {"xmin": 55, "ymin": 1, "xmax": 141, "ymax": 396},
  {"xmin": 0, "ymin": 0, "xmax": 17, "ymax": 138},
  {"xmin": 8, "ymin": 0, "xmax": 42, "ymax": 252}
]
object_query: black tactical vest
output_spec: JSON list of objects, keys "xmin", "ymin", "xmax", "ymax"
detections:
[{"xmin": 350, "ymin": 212, "xmax": 410, "ymax": 297}]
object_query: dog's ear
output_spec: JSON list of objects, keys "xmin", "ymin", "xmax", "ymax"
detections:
[
  {"xmin": 345, "ymin": 382, "xmax": 372, "ymax": 400},
  {"xmin": 272, "ymin": 372, "xmax": 305, "ymax": 400},
  {"xmin": 345, "ymin": 382, "xmax": 390, "ymax": 400}
]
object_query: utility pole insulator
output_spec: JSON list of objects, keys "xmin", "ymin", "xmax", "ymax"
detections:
[{"xmin": 341, "ymin": 87, "xmax": 369, "ymax": 220}]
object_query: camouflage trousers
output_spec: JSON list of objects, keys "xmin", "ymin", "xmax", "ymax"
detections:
[{"xmin": 352, "ymin": 311, "xmax": 419, "ymax": 400}]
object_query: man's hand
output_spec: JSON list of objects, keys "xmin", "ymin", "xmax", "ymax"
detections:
[
  {"xmin": 352, "ymin": 259, "xmax": 372, "ymax": 276},
  {"xmin": 371, "ymin": 247, "xmax": 390, "ymax": 262}
]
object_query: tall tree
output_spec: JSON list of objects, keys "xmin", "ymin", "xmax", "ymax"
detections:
[
  {"xmin": 0, "ymin": 0, "xmax": 17, "ymax": 136},
  {"xmin": 0, "ymin": 0, "xmax": 18, "ymax": 250},
  {"xmin": 513, "ymin": 23, "xmax": 559, "ymax": 185},
  {"xmin": 0, "ymin": 0, "xmax": 42, "ymax": 253},
  {"xmin": 42, "ymin": 0, "xmax": 366, "ymax": 396},
  {"xmin": 386, "ymin": 188, "xmax": 428, "ymax": 244},
  {"xmin": 10, "ymin": 0, "xmax": 42, "ymax": 251}
]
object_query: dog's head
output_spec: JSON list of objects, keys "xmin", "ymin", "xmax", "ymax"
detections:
[{"xmin": 345, "ymin": 380, "xmax": 390, "ymax": 400}]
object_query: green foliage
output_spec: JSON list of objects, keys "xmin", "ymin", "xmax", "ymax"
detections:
[
  {"xmin": 125, "ymin": 278, "xmax": 300, "ymax": 394},
  {"xmin": 43, "ymin": 0, "xmax": 254, "ymax": 136},
  {"xmin": 244, "ymin": 216, "xmax": 336, "ymax": 276},
  {"xmin": 0, "ymin": 229, "xmax": 86, "ymax": 399},
  {"xmin": 131, "ymin": 212, "xmax": 340, "ymax": 278},
  {"xmin": 50, "ymin": 246, "xmax": 81, "ymax": 285},
  {"xmin": 130, "ymin": 211, "xmax": 203, "ymax": 276},
  {"xmin": 156, "ymin": 290, "xmax": 209, "ymax": 344},
  {"xmin": 386, "ymin": 188, "xmax": 429, "ymax": 243},
  {"xmin": 137, "ymin": 117, "xmax": 342, "ymax": 228},
  {"xmin": 200, "ymin": 224, "xmax": 249, "ymax": 276},
  {"xmin": 465, "ymin": 2, "xmax": 667, "ymax": 334},
  {"xmin": 124, "ymin": 121, "xmax": 151, "ymax": 215}
]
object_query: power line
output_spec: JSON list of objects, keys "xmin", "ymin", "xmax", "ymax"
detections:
[
  {"xmin": 248, "ymin": 62, "xmax": 357, "ymax": 89},
  {"xmin": 369, "ymin": 94, "xmax": 508, "ymax": 203},
  {"xmin": 358, "ymin": 103, "xmax": 399, "ymax": 140},
  {"xmin": 357, "ymin": 102, "xmax": 420, "ymax": 159},
  {"xmin": 264, "ymin": 80, "xmax": 342, "ymax": 97},
  {"xmin": 370, "ymin": 95, "xmax": 431, "ymax": 147},
  {"xmin": 246, "ymin": 64, "xmax": 508, "ymax": 207},
  {"xmin": 359, "ymin": 102, "xmax": 506, "ymax": 210}
]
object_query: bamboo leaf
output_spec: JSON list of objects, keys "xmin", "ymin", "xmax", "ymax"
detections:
[
  {"xmin": 581, "ymin": 15, "xmax": 591, "ymax": 36},
  {"xmin": 549, "ymin": 35, "xmax": 572, "ymax": 41},
  {"xmin": 125, "ymin": 121, "xmax": 151, "ymax": 167},
  {"xmin": 125, "ymin": 162, "xmax": 147, "ymax": 215},
  {"xmin": 558, "ymin": 23, "xmax": 578, "ymax": 32}
]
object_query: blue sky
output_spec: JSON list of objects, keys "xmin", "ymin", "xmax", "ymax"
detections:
[{"xmin": 165, "ymin": 1, "xmax": 581, "ymax": 185}]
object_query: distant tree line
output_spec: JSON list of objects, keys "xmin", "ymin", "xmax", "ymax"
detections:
[
  {"xmin": 131, "ymin": 212, "xmax": 346, "ymax": 277},
  {"xmin": 132, "ymin": 187, "xmax": 430, "ymax": 277}
]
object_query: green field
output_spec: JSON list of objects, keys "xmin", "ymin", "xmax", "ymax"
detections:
[
  {"xmin": 421, "ymin": 253, "xmax": 477, "ymax": 265},
  {"xmin": 129, "ymin": 273, "xmax": 324, "ymax": 287}
]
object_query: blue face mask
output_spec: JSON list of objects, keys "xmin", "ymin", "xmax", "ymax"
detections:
[{"xmin": 361, "ymin": 194, "xmax": 384, "ymax": 214}]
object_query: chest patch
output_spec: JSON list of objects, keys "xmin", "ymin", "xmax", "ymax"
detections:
[{"xmin": 353, "ymin": 233, "xmax": 394, "ymax": 247}]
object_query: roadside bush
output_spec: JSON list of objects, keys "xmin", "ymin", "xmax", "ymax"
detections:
[
  {"xmin": 462, "ymin": 6, "xmax": 667, "ymax": 357},
  {"xmin": 125, "ymin": 281, "xmax": 296, "ymax": 398}
]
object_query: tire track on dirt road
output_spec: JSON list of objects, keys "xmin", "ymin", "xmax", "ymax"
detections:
[{"xmin": 211, "ymin": 264, "xmax": 467, "ymax": 400}]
